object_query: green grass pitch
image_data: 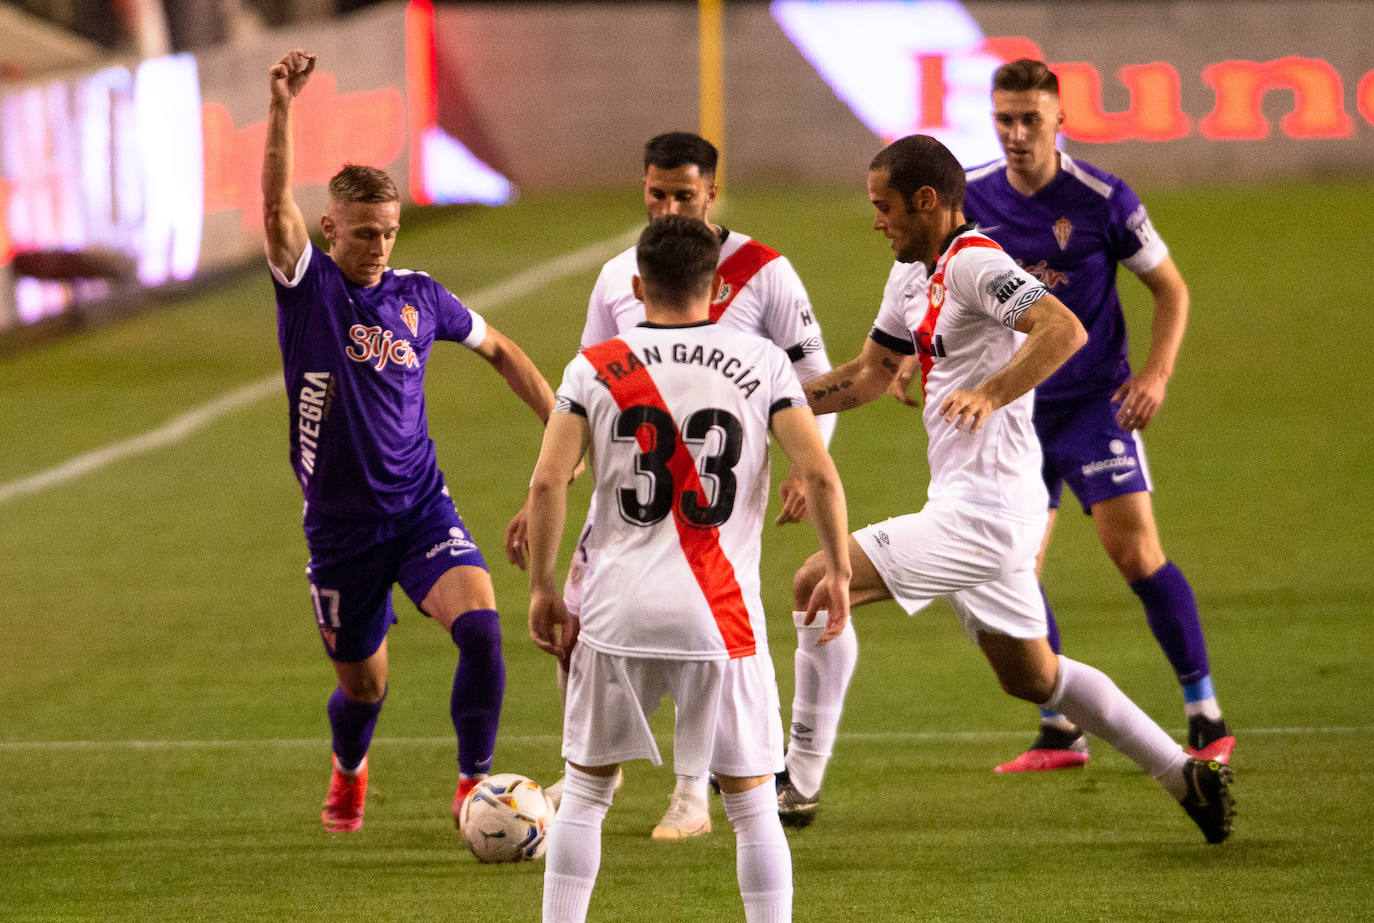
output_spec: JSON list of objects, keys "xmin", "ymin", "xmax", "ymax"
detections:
[{"xmin": 2, "ymin": 179, "xmax": 1372, "ymax": 921}]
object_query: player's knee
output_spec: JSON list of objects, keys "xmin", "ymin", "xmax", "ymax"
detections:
[
  {"xmin": 341, "ymin": 675, "xmax": 387, "ymax": 703},
  {"xmin": 451, "ymin": 608, "xmax": 503, "ymax": 658}
]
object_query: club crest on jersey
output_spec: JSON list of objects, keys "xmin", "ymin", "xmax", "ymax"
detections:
[
  {"xmin": 929, "ymin": 282, "xmax": 946, "ymax": 308},
  {"xmin": 1053, "ymin": 218, "xmax": 1073, "ymax": 250},
  {"xmin": 400, "ymin": 304, "xmax": 419, "ymax": 336},
  {"xmin": 346, "ymin": 324, "xmax": 420, "ymax": 372}
]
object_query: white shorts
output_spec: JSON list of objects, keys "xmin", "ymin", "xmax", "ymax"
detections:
[
  {"xmin": 561, "ymin": 643, "xmax": 784, "ymax": 779},
  {"xmin": 853, "ymin": 499, "xmax": 1048, "ymax": 641}
]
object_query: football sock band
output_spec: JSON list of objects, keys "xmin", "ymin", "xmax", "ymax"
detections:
[
  {"xmin": 722, "ymin": 781, "xmax": 793, "ymax": 923},
  {"xmin": 1044, "ymin": 655, "xmax": 1189, "ymax": 800},
  {"xmin": 327, "ymin": 684, "xmax": 386, "ymax": 772},
  {"xmin": 786, "ymin": 609, "xmax": 857, "ymax": 798},
  {"xmin": 449, "ymin": 608, "xmax": 505, "ymax": 778},
  {"xmin": 1182, "ymin": 676, "xmax": 1223, "ymax": 720},
  {"xmin": 1130, "ymin": 561, "xmax": 1214, "ymax": 690},
  {"xmin": 542, "ymin": 765, "xmax": 617, "ymax": 923},
  {"xmin": 1038, "ymin": 585, "xmax": 1068, "ymax": 723},
  {"xmin": 673, "ymin": 773, "xmax": 710, "ymax": 807}
]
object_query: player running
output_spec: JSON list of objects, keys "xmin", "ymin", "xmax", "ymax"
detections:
[
  {"xmin": 793, "ymin": 134, "xmax": 1234, "ymax": 845},
  {"xmin": 960, "ymin": 59, "xmax": 1233, "ymax": 771}
]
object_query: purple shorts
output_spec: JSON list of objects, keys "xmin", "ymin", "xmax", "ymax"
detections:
[
  {"xmin": 303, "ymin": 486, "xmax": 488, "ymax": 662},
  {"xmin": 1034, "ymin": 396, "xmax": 1153, "ymax": 514}
]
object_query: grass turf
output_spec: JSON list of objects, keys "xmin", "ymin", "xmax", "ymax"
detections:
[{"xmin": 2, "ymin": 181, "xmax": 1371, "ymax": 921}]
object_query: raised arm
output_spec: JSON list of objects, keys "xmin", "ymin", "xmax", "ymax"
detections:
[
  {"xmin": 804, "ymin": 337, "xmax": 910, "ymax": 416},
  {"xmin": 939, "ymin": 293, "xmax": 1086, "ymax": 433},
  {"xmin": 770, "ymin": 406, "xmax": 851, "ymax": 642},
  {"xmin": 262, "ymin": 48, "xmax": 316, "ymax": 277},
  {"xmin": 472, "ymin": 324, "xmax": 557, "ymax": 423},
  {"xmin": 1115, "ymin": 255, "xmax": 1189, "ymax": 430},
  {"xmin": 526, "ymin": 412, "xmax": 590, "ymax": 661}
]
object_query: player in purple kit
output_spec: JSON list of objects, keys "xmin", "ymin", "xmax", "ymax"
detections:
[
  {"xmin": 262, "ymin": 48, "xmax": 556, "ymax": 832},
  {"xmin": 959, "ymin": 59, "xmax": 1233, "ymax": 771}
]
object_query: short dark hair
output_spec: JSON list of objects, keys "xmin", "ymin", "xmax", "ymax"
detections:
[
  {"xmin": 636, "ymin": 216, "xmax": 721, "ymax": 306},
  {"xmin": 643, "ymin": 131, "xmax": 718, "ymax": 177},
  {"xmin": 328, "ymin": 164, "xmax": 399, "ymax": 204},
  {"xmin": 869, "ymin": 135, "xmax": 966, "ymax": 211},
  {"xmin": 992, "ymin": 58, "xmax": 1059, "ymax": 96}
]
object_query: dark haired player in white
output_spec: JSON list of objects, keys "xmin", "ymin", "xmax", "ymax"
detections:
[
  {"xmin": 263, "ymin": 48, "xmax": 555, "ymax": 832},
  {"xmin": 527, "ymin": 215, "xmax": 851, "ymax": 922},
  {"xmin": 508, "ymin": 132, "xmax": 850, "ymax": 837},
  {"xmin": 794, "ymin": 133, "xmax": 1232, "ymax": 844},
  {"xmin": 955, "ymin": 59, "xmax": 1232, "ymax": 772}
]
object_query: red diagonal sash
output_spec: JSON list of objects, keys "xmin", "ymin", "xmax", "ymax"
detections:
[
  {"xmin": 710, "ymin": 239, "xmax": 780, "ymax": 323},
  {"xmin": 582, "ymin": 339, "xmax": 756, "ymax": 658},
  {"xmin": 916, "ymin": 236, "xmax": 1001, "ymax": 393}
]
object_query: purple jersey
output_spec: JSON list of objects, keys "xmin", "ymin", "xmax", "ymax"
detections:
[
  {"xmin": 271, "ymin": 243, "xmax": 487, "ymax": 520},
  {"xmin": 963, "ymin": 154, "xmax": 1169, "ymax": 403}
]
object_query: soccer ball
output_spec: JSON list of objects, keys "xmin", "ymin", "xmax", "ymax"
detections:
[{"xmin": 458, "ymin": 773, "xmax": 553, "ymax": 863}]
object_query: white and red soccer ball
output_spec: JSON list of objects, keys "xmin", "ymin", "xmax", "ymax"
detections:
[{"xmin": 458, "ymin": 773, "xmax": 553, "ymax": 863}]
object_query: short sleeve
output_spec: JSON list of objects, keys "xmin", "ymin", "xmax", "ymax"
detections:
[
  {"xmin": 946, "ymin": 245, "xmax": 1049, "ymax": 330},
  {"xmin": 1108, "ymin": 182, "xmax": 1169, "ymax": 275},
  {"xmin": 431, "ymin": 279, "xmax": 486, "ymax": 348},
  {"xmin": 756, "ymin": 257, "xmax": 832, "ymax": 384},
  {"xmin": 553, "ymin": 354, "xmax": 593, "ymax": 417}
]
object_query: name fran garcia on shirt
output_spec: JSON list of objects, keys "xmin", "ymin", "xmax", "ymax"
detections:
[{"xmin": 593, "ymin": 341, "xmax": 764, "ymax": 398}]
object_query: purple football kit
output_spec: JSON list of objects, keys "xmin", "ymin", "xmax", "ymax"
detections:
[
  {"xmin": 964, "ymin": 153, "xmax": 1167, "ymax": 512},
  {"xmin": 272, "ymin": 243, "xmax": 489, "ymax": 662},
  {"xmin": 965, "ymin": 152, "xmax": 1224, "ymax": 742}
]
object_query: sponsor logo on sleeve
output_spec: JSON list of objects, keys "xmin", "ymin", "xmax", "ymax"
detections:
[{"xmin": 985, "ymin": 270, "xmax": 1026, "ymax": 304}]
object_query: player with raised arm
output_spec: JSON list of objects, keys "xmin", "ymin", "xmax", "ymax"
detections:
[
  {"xmin": 508, "ymin": 132, "xmax": 851, "ymax": 837},
  {"xmin": 959, "ymin": 59, "xmax": 1233, "ymax": 772},
  {"xmin": 528, "ymin": 215, "xmax": 850, "ymax": 922},
  {"xmin": 793, "ymin": 134, "xmax": 1233, "ymax": 844},
  {"xmin": 262, "ymin": 48, "xmax": 555, "ymax": 833}
]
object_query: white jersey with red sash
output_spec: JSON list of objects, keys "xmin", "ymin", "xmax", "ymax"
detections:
[
  {"xmin": 552, "ymin": 321, "xmax": 807, "ymax": 660},
  {"xmin": 870, "ymin": 228, "xmax": 1051, "ymax": 517},
  {"xmin": 581, "ymin": 230, "xmax": 831, "ymax": 385}
]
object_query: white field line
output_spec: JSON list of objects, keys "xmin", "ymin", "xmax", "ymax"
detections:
[
  {"xmin": 1, "ymin": 725, "xmax": 1368, "ymax": 751},
  {"xmin": 0, "ymin": 227, "xmax": 639, "ymax": 507}
]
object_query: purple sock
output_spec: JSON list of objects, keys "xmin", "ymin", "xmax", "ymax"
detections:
[
  {"xmin": 1042, "ymin": 584, "xmax": 1062, "ymax": 654},
  {"xmin": 1130, "ymin": 560, "xmax": 1210, "ymax": 687},
  {"xmin": 1039, "ymin": 585, "xmax": 1064, "ymax": 721},
  {"xmin": 450, "ymin": 609, "xmax": 505, "ymax": 777},
  {"xmin": 328, "ymin": 685, "xmax": 385, "ymax": 771}
]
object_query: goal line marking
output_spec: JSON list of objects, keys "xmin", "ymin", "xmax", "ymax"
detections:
[{"xmin": 1, "ymin": 724, "xmax": 1367, "ymax": 751}]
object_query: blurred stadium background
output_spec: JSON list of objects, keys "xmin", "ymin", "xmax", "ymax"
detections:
[{"xmin": 2, "ymin": 1, "xmax": 1372, "ymax": 920}]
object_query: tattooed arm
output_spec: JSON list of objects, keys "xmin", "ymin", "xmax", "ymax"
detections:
[{"xmin": 804, "ymin": 337, "xmax": 910, "ymax": 416}]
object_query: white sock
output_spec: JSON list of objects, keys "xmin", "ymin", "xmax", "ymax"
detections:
[
  {"xmin": 1044, "ymin": 656, "xmax": 1190, "ymax": 800},
  {"xmin": 1183, "ymin": 697, "xmax": 1223, "ymax": 721},
  {"xmin": 542, "ymin": 765, "xmax": 617, "ymax": 923},
  {"xmin": 673, "ymin": 773, "xmax": 710, "ymax": 808},
  {"xmin": 786, "ymin": 609, "xmax": 857, "ymax": 798},
  {"xmin": 722, "ymin": 781, "xmax": 793, "ymax": 923}
]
